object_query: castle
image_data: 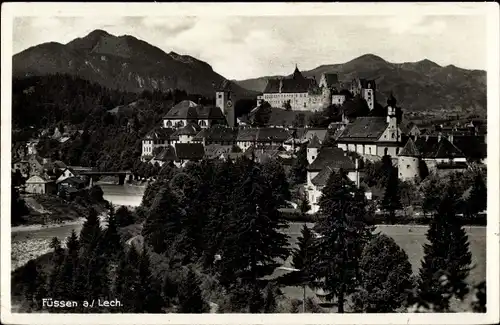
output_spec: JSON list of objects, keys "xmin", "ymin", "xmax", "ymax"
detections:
[{"xmin": 258, "ymin": 65, "xmax": 376, "ymax": 112}]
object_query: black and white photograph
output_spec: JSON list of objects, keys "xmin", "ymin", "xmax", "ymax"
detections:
[{"xmin": 1, "ymin": 2, "xmax": 499, "ymax": 324}]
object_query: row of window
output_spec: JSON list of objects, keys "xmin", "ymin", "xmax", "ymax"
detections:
[{"xmin": 265, "ymin": 93, "xmax": 308, "ymax": 99}]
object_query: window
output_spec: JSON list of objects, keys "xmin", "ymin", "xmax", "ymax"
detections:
[
  {"xmin": 406, "ymin": 165, "xmax": 410, "ymax": 169},
  {"xmin": 311, "ymin": 156, "xmax": 315, "ymax": 160},
  {"xmin": 391, "ymin": 133, "xmax": 395, "ymax": 139},
  {"xmin": 218, "ymin": 93, "xmax": 222, "ymax": 99}
]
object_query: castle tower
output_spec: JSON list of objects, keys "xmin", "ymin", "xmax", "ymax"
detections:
[
  {"xmin": 322, "ymin": 86, "xmax": 332, "ymax": 109},
  {"xmin": 307, "ymin": 134, "xmax": 321, "ymax": 165},
  {"xmin": 397, "ymin": 137, "xmax": 421, "ymax": 182},
  {"xmin": 215, "ymin": 80, "xmax": 236, "ymax": 127},
  {"xmin": 363, "ymin": 81, "xmax": 376, "ymax": 111},
  {"xmin": 386, "ymin": 93, "xmax": 398, "ymax": 133}
]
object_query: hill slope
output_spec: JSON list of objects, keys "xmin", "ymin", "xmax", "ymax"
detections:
[
  {"xmin": 234, "ymin": 54, "xmax": 486, "ymax": 114},
  {"xmin": 13, "ymin": 29, "xmax": 256, "ymax": 98}
]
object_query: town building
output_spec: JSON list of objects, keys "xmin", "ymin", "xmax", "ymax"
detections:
[
  {"xmin": 162, "ymin": 100, "xmax": 226, "ymax": 129},
  {"xmin": 350, "ymin": 78, "xmax": 376, "ymax": 111},
  {"xmin": 305, "ymin": 146, "xmax": 359, "ymax": 214},
  {"xmin": 192, "ymin": 125, "xmax": 239, "ymax": 146},
  {"xmin": 141, "ymin": 128, "xmax": 177, "ymax": 162},
  {"xmin": 215, "ymin": 80, "xmax": 237, "ymax": 128},
  {"xmin": 397, "ymin": 135, "xmax": 469, "ymax": 181},
  {"xmin": 235, "ymin": 127, "xmax": 292, "ymax": 152},
  {"xmin": 336, "ymin": 94, "xmax": 403, "ymax": 159},
  {"xmin": 151, "ymin": 143, "xmax": 205, "ymax": 168},
  {"xmin": 25, "ymin": 175, "xmax": 56, "ymax": 195}
]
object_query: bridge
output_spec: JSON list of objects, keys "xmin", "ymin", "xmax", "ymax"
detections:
[{"xmin": 74, "ymin": 169, "xmax": 134, "ymax": 186}]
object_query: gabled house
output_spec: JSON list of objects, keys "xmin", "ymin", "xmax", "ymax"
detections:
[
  {"xmin": 55, "ymin": 167, "xmax": 77, "ymax": 184},
  {"xmin": 163, "ymin": 100, "xmax": 226, "ymax": 129},
  {"xmin": 174, "ymin": 143, "xmax": 205, "ymax": 167},
  {"xmin": 149, "ymin": 143, "xmax": 205, "ymax": 168},
  {"xmin": 337, "ymin": 95, "xmax": 403, "ymax": 159},
  {"xmin": 141, "ymin": 127, "xmax": 176, "ymax": 161},
  {"xmin": 236, "ymin": 127, "xmax": 292, "ymax": 152},
  {"xmin": 57, "ymin": 176, "xmax": 86, "ymax": 194},
  {"xmin": 192, "ymin": 125, "xmax": 239, "ymax": 146},
  {"xmin": 25, "ymin": 175, "xmax": 56, "ymax": 195},
  {"xmin": 397, "ymin": 135, "xmax": 468, "ymax": 181},
  {"xmin": 306, "ymin": 146, "xmax": 359, "ymax": 213},
  {"xmin": 171, "ymin": 123, "xmax": 202, "ymax": 144}
]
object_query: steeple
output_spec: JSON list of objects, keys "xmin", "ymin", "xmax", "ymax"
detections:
[
  {"xmin": 293, "ymin": 64, "xmax": 302, "ymax": 79},
  {"xmin": 387, "ymin": 92, "xmax": 397, "ymax": 107}
]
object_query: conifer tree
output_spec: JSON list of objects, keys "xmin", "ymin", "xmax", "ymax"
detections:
[
  {"xmin": 290, "ymin": 224, "xmax": 315, "ymax": 312},
  {"xmin": 261, "ymin": 159, "xmax": 291, "ymax": 206},
  {"xmin": 21, "ymin": 260, "xmax": 48, "ymax": 311},
  {"xmin": 114, "ymin": 246, "xmax": 140, "ymax": 312},
  {"xmin": 83, "ymin": 238, "xmax": 111, "ymax": 308},
  {"xmin": 115, "ymin": 206, "xmax": 135, "ymax": 228},
  {"xmin": 142, "ymin": 186, "xmax": 183, "ymax": 254},
  {"xmin": 102, "ymin": 211, "xmax": 123, "ymax": 260},
  {"xmin": 218, "ymin": 157, "xmax": 290, "ymax": 307},
  {"xmin": 51, "ymin": 230, "xmax": 81, "ymax": 307},
  {"xmin": 382, "ymin": 168, "xmax": 402, "ymax": 221},
  {"xmin": 308, "ymin": 169, "xmax": 374, "ymax": 313},
  {"xmin": 417, "ymin": 178, "xmax": 472, "ymax": 312},
  {"xmin": 466, "ymin": 172, "xmax": 487, "ymax": 217},
  {"xmin": 79, "ymin": 208, "xmax": 102, "ymax": 252},
  {"xmin": 291, "ymin": 144, "xmax": 308, "ymax": 185},
  {"xmin": 178, "ymin": 268, "xmax": 209, "ymax": 313},
  {"xmin": 263, "ymin": 283, "xmax": 280, "ymax": 313},
  {"xmin": 136, "ymin": 246, "xmax": 164, "ymax": 313},
  {"xmin": 352, "ymin": 234, "xmax": 413, "ymax": 312},
  {"xmin": 202, "ymin": 160, "xmax": 239, "ymax": 269}
]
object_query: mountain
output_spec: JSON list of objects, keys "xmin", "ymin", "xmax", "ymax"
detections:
[
  {"xmin": 13, "ymin": 29, "xmax": 256, "ymax": 98},
  {"xmin": 234, "ymin": 54, "xmax": 487, "ymax": 114}
]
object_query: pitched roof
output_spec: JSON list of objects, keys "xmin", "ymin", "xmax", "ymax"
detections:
[
  {"xmin": 414, "ymin": 136, "xmax": 465, "ymax": 159},
  {"xmin": 164, "ymin": 100, "xmax": 226, "ymax": 120},
  {"xmin": 174, "ymin": 143, "xmax": 205, "ymax": 160},
  {"xmin": 303, "ymin": 129, "xmax": 328, "ymax": 143},
  {"xmin": 307, "ymin": 134, "xmax": 322, "ymax": 148},
  {"xmin": 155, "ymin": 146, "xmax": 177, "ymax": 161},
  {"xmin": 26, "ymin": 175, "xmax": 52, "ymax": 183},
  {"xmin": 236, "ymin": 127, "xmax": 292, "ymax": 143},
  {"xmin": 338, "ymin": 117, "xmax": 388, "ymax": 142},
  {"xmin": 321, "ymin": 73, "xmax": 339, "ymax": 87},
  {"xmin": 307, "ymin": 147, "xmax": 356, "ymax": 171},
  {"xmin": 398, "ymin": 138, "xmax": 420, "ymax": 157},
  {"xmin": 263, "ymin": 67, "xmax": 317, "ymax": 94},
  {"xmin": 193, "ymin": 125, "xmax": 239, "ymax": 143},
  {"xmin": 450, "ymin": 136, "xmax": 487, "ymax": 159},
  {"xmin": 59, "ymin": 176, "xmax": 85, "ymax": 186},
  {"xmin": 145, "ymin": 127, "xmax": 176, "ymax": 140},
  {"xmin": 172, "ymin": 123, "xmax": 202, "ymax": 136},
  {"xmin": 204, "ymin": 144, "xmax": 233, "ymax": 159}
]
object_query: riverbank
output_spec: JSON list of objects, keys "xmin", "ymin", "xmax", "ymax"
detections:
[{"xmin": 11, "ymin": 217, "xmax": 86, "ymax": 234}]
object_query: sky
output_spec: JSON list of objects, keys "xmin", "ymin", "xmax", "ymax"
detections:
[{"xmin": 13, "ymin": 14, "xmax": 487, "ymax": 80}]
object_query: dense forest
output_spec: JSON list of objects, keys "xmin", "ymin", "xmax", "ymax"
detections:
[{"xmin": 11, "ymin": 156, "xmax": 486, "ymax": 313}]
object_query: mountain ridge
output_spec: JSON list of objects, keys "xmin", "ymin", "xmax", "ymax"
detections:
[{"xmin": 13, "ymin": 29, "xmax": 256, "ymax": 98}]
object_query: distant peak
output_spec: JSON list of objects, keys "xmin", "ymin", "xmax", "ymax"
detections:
[
  {"xmin": 87, "ymin": 29, "xmax": 112, "ymax": 38},
  {"xmin": 416, "ymin": 58, "xmax": 441, "ymax": 68},
  {"xmin": 354, "ymin": 54, "xmax": 387, "ymax": 62}
]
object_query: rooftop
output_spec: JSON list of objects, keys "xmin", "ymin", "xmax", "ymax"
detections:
[
  {"xmin": 307, "ymin": 147, "xmax": 356, "ymax": 171},
  {"xmin": 164, "ymin": 100, "xmax": 226, "ymax": 120}
]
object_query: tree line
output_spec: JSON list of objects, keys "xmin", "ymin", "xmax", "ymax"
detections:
[{"xmin": 12, "ymin": 155, "xmax": 485, "ymax": 313}]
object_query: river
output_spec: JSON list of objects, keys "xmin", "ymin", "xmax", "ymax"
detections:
[{"xmin": 11, "ymin": 183, "xmax": 146, "ymax": 270}]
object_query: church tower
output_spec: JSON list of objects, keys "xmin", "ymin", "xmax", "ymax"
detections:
[
  {"xmin": 386, "ymin": 93, "xmax": 400, "ymax": 142},
  {"xmin": 215, "ymin": 80, "xmax": 236, "ymax": 127}
]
